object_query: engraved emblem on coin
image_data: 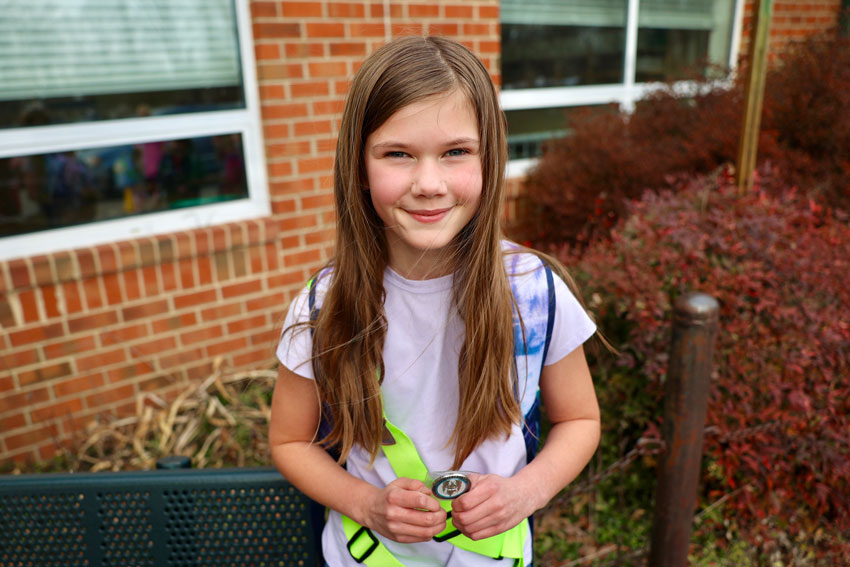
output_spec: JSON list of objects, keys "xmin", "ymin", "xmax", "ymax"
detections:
[{"xmin": 431, "ymin": 472, "xmax": 470, "ymax": 500}]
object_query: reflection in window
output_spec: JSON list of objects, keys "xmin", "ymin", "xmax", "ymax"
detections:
[
  {"xmin": 637, "ymin": 0, "xmax": 736, "ymax": 82},
  {"xmin": 0, "ymin": 134, "xmax": 248, "ymax": 238},
  {"xmin": 0, "ymin": 0, "xmax": 244, "ymax": 128},
  {"xmin": 501, "ymin": 0, "xmax": 628, "ymax": 90},
  {"xmin": 506, "ymin": 105, "xmax": 619, "ymax": 160}
]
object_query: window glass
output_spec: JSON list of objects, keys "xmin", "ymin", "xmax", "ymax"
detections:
[
  {"xmin": 506, "ymin": 105, "xmax": 619, "ymax": 160},
  {"xmin": 0, "ymin": 0, "xmax": 244, "ymax": 128},
  {"xmin": 636, "ymin": 0, "xmax": 736, "ymax": 81},
  {"xmin": 501, "ymin": 0, "xmax": 628, "ymax": 89},
  {"xmin": 0, "ymin": 134, "xmax": 248, "ymax": 238}
]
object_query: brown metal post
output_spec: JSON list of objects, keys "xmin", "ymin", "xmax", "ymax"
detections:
[{"xmin": 648, "ymin": 293, "xmax": 719, "ymax": 567}]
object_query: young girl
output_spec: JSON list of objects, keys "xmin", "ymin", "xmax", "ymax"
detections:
[{"xmin": 270, "ymin": 36, "xmax": 600, "ymax": 567}]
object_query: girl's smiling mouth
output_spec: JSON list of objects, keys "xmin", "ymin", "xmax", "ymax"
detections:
[{"xmin": 406, "ymin": 207, "xmax": 453, "ymax": 223}]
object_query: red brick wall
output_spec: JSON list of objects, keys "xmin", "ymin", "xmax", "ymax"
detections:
[
  {"xmin": 0, "ymin": 0, "xmax": 501, "ymax": 464},
  {"xmin": 0, "ymin": 0, "xmax": 842, "ymax": 464},
  {"xmin": 740, "ymin": 0, "xmax": 843, "ymax": 59}
]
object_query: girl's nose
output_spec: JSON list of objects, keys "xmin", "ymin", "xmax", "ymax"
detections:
[{"xmin": 411, "ymin": 160, "xmax": 447, "ymax": 197}]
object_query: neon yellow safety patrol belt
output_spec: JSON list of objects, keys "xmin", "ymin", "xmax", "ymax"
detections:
[{"xmin": 341, "ymin": 416, "xmax": 527, "ymax": 566}]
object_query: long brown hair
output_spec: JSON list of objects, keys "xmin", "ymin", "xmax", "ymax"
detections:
[{"xmin": 312, "ymin": 36, "xmax": 522, "ymax": 469}]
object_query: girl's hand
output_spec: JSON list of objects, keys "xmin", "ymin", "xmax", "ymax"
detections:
[
  {"xmin": 364, "ymin": 477, "xmax": 447, "ymax": 543},
  {"xmin": 449, "ymin": 473, "xmax": 535, "ymax": 540}
]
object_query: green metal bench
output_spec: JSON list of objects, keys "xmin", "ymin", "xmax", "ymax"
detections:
[{"xmin": 0, "ymin": 465, "xmax": 322, "ymax": 567}]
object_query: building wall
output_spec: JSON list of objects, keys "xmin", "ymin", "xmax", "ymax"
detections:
[{"xmin": 0, "ymin": 0, "xmax": 841, "ymax": 463}]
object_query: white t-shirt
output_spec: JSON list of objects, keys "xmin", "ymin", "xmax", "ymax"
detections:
[{"xmin": 277, "ymin": 250, "xmax": 596, "ymax": 567}]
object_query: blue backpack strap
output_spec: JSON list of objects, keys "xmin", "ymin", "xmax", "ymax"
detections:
[
  {"xmin": 520, "ymin": 261, "xmax": 556, "ymax": 465},
  {"xmin": 307, "ymin": 273, "xmax": 341, "ymax": 462}
]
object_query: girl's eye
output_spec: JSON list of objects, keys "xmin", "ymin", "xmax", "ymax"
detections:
[
  {"xmin": 445, "ymin": 148, "xmax": 469, "ymax": 157},
  {"xmin": 385, "ymin": 151, "xmax": 408, "ymax": 158}
]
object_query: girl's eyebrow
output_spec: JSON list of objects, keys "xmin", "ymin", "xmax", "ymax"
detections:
[{"xmin": 370, "ymin": 137, "xmax": 479, "ymax": 149}]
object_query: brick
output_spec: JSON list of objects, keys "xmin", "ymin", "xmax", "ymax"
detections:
[
  {"xmin": 328, "ymin": 2, "xmax": 365, "ymax": 18},
  {"xmin": 174, "ymin": 288, "xmax": 218, "ymax": 310},
  {"xmin": 258, "ymin": 63, "xmax": 305, "ymax": 81},
  {"xmin": 0, "ymin": 347, "xmax": 39, "ymax": 369},
  {"xmin": 409, "ymin": 4, "xmax": 440, "ymax": 18},
  {"xmin": 262, "ymin": 103, "xmax": 309, "ymax": 121},
  {"xmin": 139, "ymin": 374, "xmax": 174, "ymax": 393},
  {"xmin": 233, "ymin": 347, "xmax": 275, "ymax": 368},
  {"xmin": 232, "ymin": 249, "xmax": 247, "ymax": 278},
  {"xmin": 298, "ymin": 156, "xmax": 334, "ymax": 174},
  {"xmin": 180, "ymin": 325, "xmax": 224, "ymax": 346},
  {"xmin": 158, "ymin": 237, "xmax": 175, "ymax": 264},
  {"xmin": 53, "ymin": 373, "xmax": 105, "ymax": 398},
  {"xmin": 31, "ymin": 256, "xmax": 53, "ymax": 287},
  {"xmin": 429, "ymin": 22, "xmax": 460, "ymax": 36},
  {"xmin": 68, "ymin": 311, "xmax": 119, "ymax": 334},
  {"xmin": 0, "ymin": 295, "xmax": 14, "ymax": 327},
  {"xmin": 117, "ymin": 241, "xmax": 138, "ymax": 271},
  {"xmin": 106, "ymin": 361, "xmax": 154, "ymax": 384},
  {"xmin": 246, "ymin": 292, "xmax": 287, "ymax": 314},
  {"xmin": 97, "ymin": 245, "xmax": 118, "ymax": 274},
  {"xmin": 308, "ymin": 61, "xmax": 348, "ymax": 78},
  {"xmin": 178, "ymin": 258, "xmax": 196, "ymax": 289},
  {"xmin": 302, "ymin": 193, "xmax": 335, "ymax": 210},
  {"xmin": 253, "ymin": 22, "xmax": 301, "ymax": 40},
  {"xmin": 251, "ymin": 1, "xmax": 277, "ymax": 18},
  {"xmin": 122, "ymin": 299, "xmax": 169, "ymax": 322},
  {"xmin": 43, "ymin": 335, "xmax": 97, "ymax": 360},
  {"xmin": 159, "ymin": 347, "xmax": 205, "ymax": 370},
  {"xmin": 141, "ymin": 266, "xmax": 160, "ymax": 296},
  {"xmin": 41, "ymin": 285, "xmax": 62, "ymax": 318},
  {"xmin": 186, "ymin": 361, "xmax": 215, "ymax": 381},
  {"xmin": 0, "ymin": 387, "xmax": 50, "ymax": 414},
  {"xmin": 214, "ymin": 252, "xmax": 231, "ymax": 281},
  {"xmin": 129, "ymin": 336, "xmax": 177, "ymax": 357},
  {"xmin": 305, "ymin": 22, "xmax": 345, "ymax": 38},
  {"xmin": 206, "ymin": 336, "xmax": 248, "ymax": 357},
  {"xmin": 284, "ymin": 42, "xmax": 326, "ymax": 59},
  {"xmin": 212, "ymin": 226, "xmax": 228, "ymax": 252},
  {"xmin": 18, "ymin": 289, "xmax": 40, "ymax": 323},
  {"xmin": 266, "ymin": 141, "xmax": 313, "ymax": 158},
  {"xmin": 279, "ymin": 215, "xmax": 320, "ymax": 234},
  {"xmin": 9, "ymin": 258, "xmax": 32, "ymax": 289},
  {"xmin": 291, "ymin": 81, "xmax": 331, "ymax": 98},
  {"xmin": 31, "ymin": 398, "xmax": 84, "ymax": 424},
  {"xmin": 9, "ymin": 323, "xmax": 64, "ymax": 347},
  {"xmin": 4, "ymin": 424, "xmax": 59, "ymax": 452},
  {"xmin": 294, "ymin": 119, "xmax": 333, "ymax": 137},
  {"xmin": 266, "ymin": 270, "xmax": 307, "ymax": 290},
  {"xmin": 0, "ymin": 412, "xmax": 27, "ymax": 432},
  {"xmin": 227, "ymin": 314, "xmax": 268, "ymax": 335},
  {"xmin": 82, "ymin": 277, "xmax": 104, "ymax": 310},
  {"xmin": 268, "ymin": 161, "xmax": 294, "ymax": 177},
  {"xmin": 478, "ymin": 5, "xmax": 500, "ymax": 19},
  {"xmin": 102, "ymin": 273, "xmax": 123, "ymax": 305},
  {"xmin": 283, "ymin": 248, "xmax": 321, "ymax": 268},
  {"xmin": 18, "ymin": 361, "xmax": 72, "ymax": 387},
  {"xmin": 445, "ymin": 4, "xmax": 474, "ymax": 18},
  {"xmin": 84, "ymin": 384, "xmax": 135, "ymax": 410},
  {"xmin": 101, "ymin": 323, "xmax": 147, "ymax": 345},
  {"xmin": 76, "ymin": 347, "xmax": 126, "ymax": 372},
  {"xmin": 77, "ymin": 249, "xmax": 97, "ymax": 279},
  {"xmin": 282, "ymin": 2, "xmax": 323, "ymax": 17},
  {"xmin": 0, "ymin": 375, "xmax": 12, "ymax": 393},
  {"xmin": 53, "ymin": 251, "xmax": 76, "ymax": 282},
  {"xmin": 122, "ymin": 271, "xmax": 142, "ymax": 301},
  {"xmin": 200, "ymin": 302, "xmax": 243, "ymax": 322},
  {"xmin": 254, "ymin": 43, "xmax": 281, "ymax": 61},
  {"xmin": 197, "ymin": 255, "xmax": 213, "ymax": 286},
  {"xmin": 329, "ymin": 42, "xmax": 367, "ymax": 57},
  {"xmin": 349, "ymin": 22, "xmax": 387, "ymax": 37},
  {"xmin": 272, "ymin": 199, "xmax": 298, "ymax": 215}
]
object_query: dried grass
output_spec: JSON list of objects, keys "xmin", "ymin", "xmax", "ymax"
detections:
[{"xmin": 67, "ymin": 359, "xmax": 276, "ymax": 472}]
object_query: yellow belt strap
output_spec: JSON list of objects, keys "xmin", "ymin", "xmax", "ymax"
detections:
[{"xmin": 341, "ymin": 416, "xmax": 527, "ymax": 565}]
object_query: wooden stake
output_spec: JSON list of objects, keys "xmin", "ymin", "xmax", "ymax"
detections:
[{"xmin": 736, "ymin": 0, "xmax": 774, "ymax": 194}]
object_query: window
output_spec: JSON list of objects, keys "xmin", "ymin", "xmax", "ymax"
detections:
[
  {"xmin": 501, "ymin": 0, "xmax": 741, "ymax": 174},
  {"xmin": 0, "ymin": 0, "xmax": 268, "ymax": 260}
]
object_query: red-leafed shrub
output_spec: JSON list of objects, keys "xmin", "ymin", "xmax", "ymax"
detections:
[
  {"xmin": 561, "ymin": 167, "xmax": 850, "ymax": 553},
  {"xmin": 521, "ymin": 34, "xmax": 850, "ymax": 248}
]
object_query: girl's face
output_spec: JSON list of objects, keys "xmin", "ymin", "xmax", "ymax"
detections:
[{"xmin": 364, "ymin": 89, "xmax": 482, "ymax": 279}]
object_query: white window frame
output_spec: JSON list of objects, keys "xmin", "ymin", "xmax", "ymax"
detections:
[
  {"xmin": 0, "ymin": 0, "xmax": 268, "ymax": 261},
  {"xmin": 502, "ymin": 0, "xmax": 745, "ymax": 179}
]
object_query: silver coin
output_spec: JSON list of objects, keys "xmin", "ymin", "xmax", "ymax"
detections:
[{"xmin": 431, "ymin": 472, "xmax": 470, "ymax": 500}]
